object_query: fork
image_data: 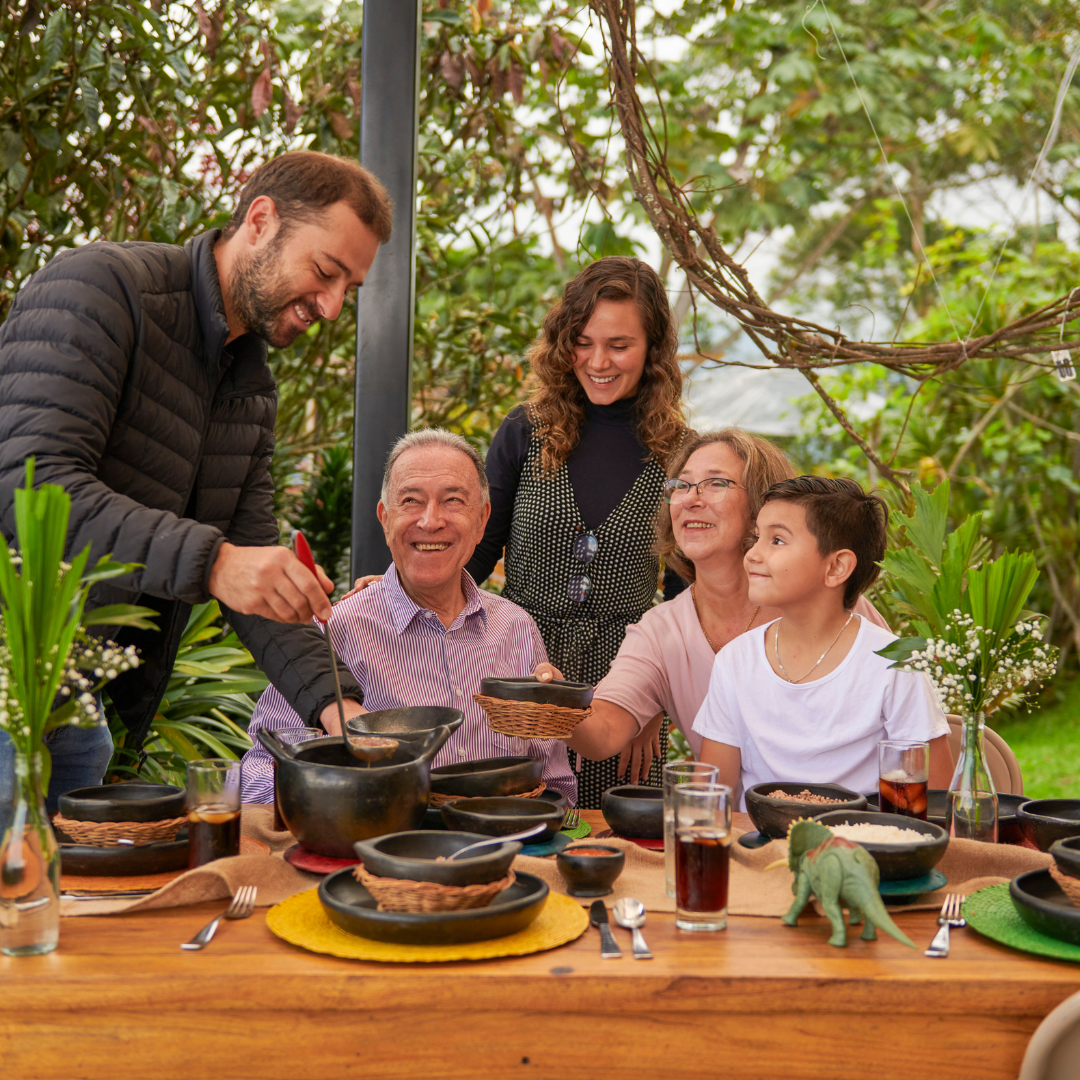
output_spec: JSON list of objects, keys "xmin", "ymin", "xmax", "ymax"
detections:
[
  {"xmin": 562, "ymin": 807, "xmax": 581, "ymax": 831},
  {"xmin": 925, "ymin": 892, "xmax": 966, "ymax": 958},
  {"xmin": 181, "ymin": 886, "xmax": 258, "ymax": 951}
]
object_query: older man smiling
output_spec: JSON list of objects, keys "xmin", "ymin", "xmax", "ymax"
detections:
[{"xmin": 241, "ymin": 429, "xmax": 576, "ymax": 803}]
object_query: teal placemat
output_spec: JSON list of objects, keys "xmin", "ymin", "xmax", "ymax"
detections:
[{"xmin": 964, "ymin": 884, "xmax": 1080, "ymax": 964}]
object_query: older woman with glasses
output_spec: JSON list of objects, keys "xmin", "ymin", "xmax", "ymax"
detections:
[
  {"xmin": 537, "ymin": 429, "xmax": 887, "ymax": 774},
  {"xmin": 466, "ymin": 257, "xmax": 691, "ymax": 807}
]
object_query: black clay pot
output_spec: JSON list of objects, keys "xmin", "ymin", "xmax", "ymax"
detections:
[
  {"xmin": 353, "ymin": 830, "xmax": 520, "ymax": 887},
  {"xmin": 258, "ymin": 725, "xmax": 452, "ymax": 858},
  {"xmin": 479, "ymin": 676, "xmax": 593, "ymax": 710},
  {"xmin": 429, "ymin": 756, "xmax": 544, "ymax": 798},
  {"xmin": 745, "ymin": 783, "xmax": 867, "ymax": 840},
  {"xmin": 865, "ymin": 789, "xmax": 1029, "ymax": 844},
  {"xmin": 344, "ymin": 706, "xmax": 464, "ymax": 742},
  {"xmin": 601, "ymin": 785, "xmax": 663, "ymax": 839},
  {"xmin": 440, "ymin": 796, "xmax": 565, "ymax": 841},
  {"xmin": 812, "ymin": 810, "xmax": 949, "ymax": 882},
  {"xmin": 58, "ymin": 781, "xmax": 185, "ymax": 823},
  {"xmin": 1010, "ymin": 869, "xmax": 1080, "ymax": 947},
  {"xmin": 556, "ymin": 844, "xmax": 625, "ymax": 898},
  {"xmin": 1050, "ymin": 836, "xmax": 1080, "ymax": 882},
  {"xmin": 1018, "ymin": 799, "xmax": 1080, "ymax": 853}
]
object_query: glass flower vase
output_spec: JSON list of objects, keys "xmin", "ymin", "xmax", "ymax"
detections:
[
  {"xmin": 945, "ymin": 711, "xmax": 998, "ymax": 843},
  {"xmin": 0, "ymin": 749, "xmax": 61, "ymax": 956}
]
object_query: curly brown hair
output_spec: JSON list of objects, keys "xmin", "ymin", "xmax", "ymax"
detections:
[
  {"xmin": 657, "ymin": 429, "xmax": 797, "ymax": 585},
  {"xmin": 527, "ymin": 257, "xmax": 687, "ymax": 474}
]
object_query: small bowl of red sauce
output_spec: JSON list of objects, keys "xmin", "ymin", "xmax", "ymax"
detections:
[{"xmin": 556, "ymin": 844, "xmax": 625, "ymax": 898}]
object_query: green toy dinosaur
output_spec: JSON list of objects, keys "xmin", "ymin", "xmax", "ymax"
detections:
[{"xmin": 767, "ymin": 819, "xmax": 915, "ymax": 949}]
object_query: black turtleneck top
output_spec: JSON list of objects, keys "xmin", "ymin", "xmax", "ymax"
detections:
[{"xmin": 466, "ymin": 397, "xmax": 685, "ymax": 599}]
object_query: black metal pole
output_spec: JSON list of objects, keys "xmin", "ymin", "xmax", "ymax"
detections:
[{"xmin": 351, "ymin": 0, "xmax": 421, "ymax": 577}]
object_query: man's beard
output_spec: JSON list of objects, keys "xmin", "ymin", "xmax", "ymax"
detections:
[{"xmin": 227, "ymin": 234, "xmax": 319, "ymax": 348}]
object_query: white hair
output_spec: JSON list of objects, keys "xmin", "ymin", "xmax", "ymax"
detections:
[{"xmin": 380, "ymin": 428, "xmax": 490, "ymax": 504}]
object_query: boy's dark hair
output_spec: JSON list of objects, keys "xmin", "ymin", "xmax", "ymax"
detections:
[
  {"xmin": 761, "ymin": 476, "xmax": 888, "ymax": 609},
  {"xmin": 223, "ymin": 151, "xmax": 393, "ymax": 243}
]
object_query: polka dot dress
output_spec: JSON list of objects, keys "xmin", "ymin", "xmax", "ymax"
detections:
[{"xmin": 502, "ymin": 423, "xmax": 670, "ymax": 808}]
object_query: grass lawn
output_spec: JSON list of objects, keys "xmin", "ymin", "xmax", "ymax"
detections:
[{"xmin": 993, "ymin": 675, "xmax": 1080, "ymax": 799}]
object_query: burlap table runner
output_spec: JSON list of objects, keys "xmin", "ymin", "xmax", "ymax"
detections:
[
  {"xmin": 60, "ymin": 804, "xmax": 316, "ymax": 917},
  {"xmin": 514, "ymin": 826, "xmax": 1054, "ymax": 917}
]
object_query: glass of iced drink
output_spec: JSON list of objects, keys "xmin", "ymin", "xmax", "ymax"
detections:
[
  {"xmin": 663, "ymin": 762, "xmax": 718, "ymax": 898},
  {"xmin": 186, "ymin": 759, "xmax": 242, "ymax": 868},
  {"xmin": 878, "ymin": 740, "xmax": 929, "ymax": 821},
  {"xmin": 674, "ymin": 782, "xmax": 733, "ymax": 932}
]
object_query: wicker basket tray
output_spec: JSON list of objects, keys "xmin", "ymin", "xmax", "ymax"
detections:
[
  {"xmin": 428, "ymin": 781, "xmax": 547, "ymax": 808},
  {"xmin": 353, "ymin": 864, "xmax": 516, "ymax": 913},
  {"xmin": 473, "ymin": 694, "xmax": 590, "ymax": 740},
  {"xmin": 1050, "ymin": 863, "xmax": 1080, "ymax": 907},
  {"xmin": 52, "ymin": 813, "xmax": 186, "ymax": 848}
]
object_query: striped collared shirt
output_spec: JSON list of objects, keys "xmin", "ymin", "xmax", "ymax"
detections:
[{"xmin": 241, "ymin": 564, "xmax": 576, "ymax": 804}]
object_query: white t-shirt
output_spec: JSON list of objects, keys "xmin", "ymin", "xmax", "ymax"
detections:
[{"xmin": 691, "ymin": 615, "xmax": 949, "ymax": 810}]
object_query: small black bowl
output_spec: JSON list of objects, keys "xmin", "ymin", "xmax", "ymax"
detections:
[
  {"xmin": 479, "ymin": 676, "xmax": 593, "ymax": 710},
  {"xmin": 745, "ymin": 782, "xmax": 867, "ymax": 840},
  {"xmin": 601, "ymin": 785, "xmax": 663, "ymax": 839},
  {"xmin": 430, "ymin": 756, "xmax": 543, "ymax": 798},
  {"xmin": 57, "ymin": 781, "xmax": 185, "ymax": 824},
  {"xmin": 344, "ymin": 706, "xmax": 463, "ymax": 743},
  {"xmin": 1010, "ymin": 869, "xmax": 1080, "ymax": 946},
  {"xmin": 1018, "ymin": 799, "xmax": 1080, "ymax": 852},
  {"xmin": 440, "ymin": 797, "xmax": 565, "ymax": 842},
  {"xmin": 866, "ymin": 790, "xmax": 1029, "ymax": 844},
  {"xmin": 1050, "ymin": 836, "xmax": 1080, "ymax": 883},
  {"xmin": 813, "ymin": 810, "xmax": 949, "ymax": 882},
  {"xmin": 352, "ymin": 830, "xmax": 519, "ymax": 887},
  {"xmin": 556, "ymin": 844, "xmax": 625, "ymax": 898}
]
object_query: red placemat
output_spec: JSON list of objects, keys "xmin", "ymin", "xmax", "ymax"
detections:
[
  {"xmin": 284, "ymin": 844, "xmax": 359, "ymax": 875},
  {"xmin": 595, "ymin": 827, "xmax": 664, "ymax": 850}
]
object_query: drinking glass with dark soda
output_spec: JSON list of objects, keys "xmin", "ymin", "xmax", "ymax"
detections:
[
  {"xmin": 186, "ymin": 759, "xmax": 241, "ymax": 868},
  {"xmin": 878, "ymin": 740, "xmax": 929, "ymax": 821},
  {"xmin": 674, "ymin": 782, "xmax": 733, "ymax": 932}
]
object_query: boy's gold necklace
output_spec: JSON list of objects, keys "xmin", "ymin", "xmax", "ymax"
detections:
[
  {"xmin": 691, "ymin": 585, "xmax": 759, "ymax": 653},
  {"xmin": 774, "ymin": 612, "xmax": 854, "ymax": 683}
]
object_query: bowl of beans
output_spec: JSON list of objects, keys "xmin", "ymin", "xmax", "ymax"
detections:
[{"xmin": 744, "ymin": 782, "xmax": 868, "ymax": 840}]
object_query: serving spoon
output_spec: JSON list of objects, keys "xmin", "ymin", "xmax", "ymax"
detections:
[
  {"xmin": 613, "ymin": 897, "xmax": 653, "ymax": 959},
  {"xmin": 447, "ymin": 823, "xmax": 546, "ymax": 859}
]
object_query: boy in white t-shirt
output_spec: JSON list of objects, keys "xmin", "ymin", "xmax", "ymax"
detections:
[{"xmin": 693, "ymin": 476, "xmax": 952, "ymax": 809}]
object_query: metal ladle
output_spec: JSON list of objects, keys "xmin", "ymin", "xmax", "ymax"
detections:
[
  {"xmin": 447, "ymin": 823, "xmax": 546, "ymax": 859},
  {"xmin": 613, "ymin": 896, "xmax": 653, "ymax": 959}
]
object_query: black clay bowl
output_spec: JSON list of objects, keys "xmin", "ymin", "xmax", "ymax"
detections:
[
  {"xmin": 58, "ymin": 835, "xmax": 190, "ymax": 876},
  {"xmin": 345, "ymin": 706, "xmax": 463, "ymax": 742},
  {"xmin": 745, "ymin": 782, "xmax": 868, "ymax": 840},
  {"xmin": 1010, "ymin": 869, "xmax": 1080, "ymax": 947},
  {"xmin": 440, "ymin": 797, "xmax": 565, "ymax": 842},
  {"xmin": 479, "ymin": 676, "xmax": 594, "ymax": 710},
  {"xmin": 601, "ymin": 785, "xmax": 663, "ymax": 839},
  {"xmin": 319, "ymin": 867, "xmax": 549, "ymax": 945},
  {"xmin": 813, "ymin": 810, "xmax": 949, "ymax": 882},
  {"xmin": 1050, "ymin": 836, "xmax": 1080, "ymax": 882},
  {"xmin": 1018, "ymin": 799, "xmax": 1080, "ymax": 852},
  {"xmin": 866, "ymin": 790, "xmax": 1029, "ymax": 843},
  {"xmin": 352, "ymin": 830, "xmax": 520, "ymax": 887},
  {"xmin": 58, "ymin": 781, "xmax": 185, "ymax": 824},
  {"xmin": 556, "ymin": 844, "xmax": 625, "ymax": 898},
  {"xmin": 430, "ymin": 756, "xmax": 543, "ymax": 798}
]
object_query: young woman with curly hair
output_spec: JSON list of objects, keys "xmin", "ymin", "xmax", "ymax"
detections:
[{"xmin": 466, "ymin": 256, "xmax": 691, "ymax": 807}]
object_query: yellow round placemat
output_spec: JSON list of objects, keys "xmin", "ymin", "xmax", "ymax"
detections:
[{"xmin": 266, "ymin": 887, "xmax": 589, "ymax": 963}]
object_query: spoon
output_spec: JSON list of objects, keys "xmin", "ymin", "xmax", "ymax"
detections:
[
  {"xmin": 613, "ymin": 896, "xmax": 653, "ymax": 960},
  {"xmin": 447, "ymin": 823, "xmax": 546, "ymax": 859}
]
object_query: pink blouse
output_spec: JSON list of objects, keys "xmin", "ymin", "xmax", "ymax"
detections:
[{"xmin": 594, "ymin": 590, "xmax": 888, "ymax": 756}]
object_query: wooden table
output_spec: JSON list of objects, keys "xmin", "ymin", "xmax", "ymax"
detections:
[{"xmin": 3, "ymin": 811, "xmax": 1079, "ymax": 1079}]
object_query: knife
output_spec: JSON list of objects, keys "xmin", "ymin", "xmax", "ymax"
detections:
[
  {"xmin": 292, "ymin": 530, "xmax": 347, "ymax": 735},
  {"xmin": 589, "ymin": 900, "xmax": 622, "ymax": 959}
]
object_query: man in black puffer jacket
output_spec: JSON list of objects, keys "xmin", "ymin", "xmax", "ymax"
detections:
[{"xmin": 0, "ymin": 151, "xmax": 391, "ymax": 809}]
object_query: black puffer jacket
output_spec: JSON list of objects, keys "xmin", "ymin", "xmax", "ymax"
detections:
[{"xmin": 0, "ymin": 230, "xmax": 362, "ymax": 747}]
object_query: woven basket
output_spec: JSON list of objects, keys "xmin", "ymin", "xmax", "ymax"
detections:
[
  {"xmin": 428, "ymin": 781, "xmax": 548, "ymax": 809},
  {"xmin": 353, "ymin": 864, "xmax": 516, "ymax": 913},
  {"xmin": 53, "ymin": 813, "xmax": 187, "ymax": 848},
  {"xmin": 473, "ymin": 693, "xmax": 590, "ymax": 740},
  {"xmin": 1050, "ymin": 863, "xmax": 1080, "ymax": 907}
]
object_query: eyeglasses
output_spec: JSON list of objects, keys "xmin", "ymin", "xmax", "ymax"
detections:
[
  {"xmin": 568, "ymin": 530, "xmax": 597, "ymax": 603},
  {"xmin": 662, "ymin": 477, "xmax": 740, "ymax": 503}
]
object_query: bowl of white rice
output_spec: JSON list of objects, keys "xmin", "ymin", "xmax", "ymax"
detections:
[{"xmin": 812, "ymin": 810, "xmax": 949, "ymax": 881}]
